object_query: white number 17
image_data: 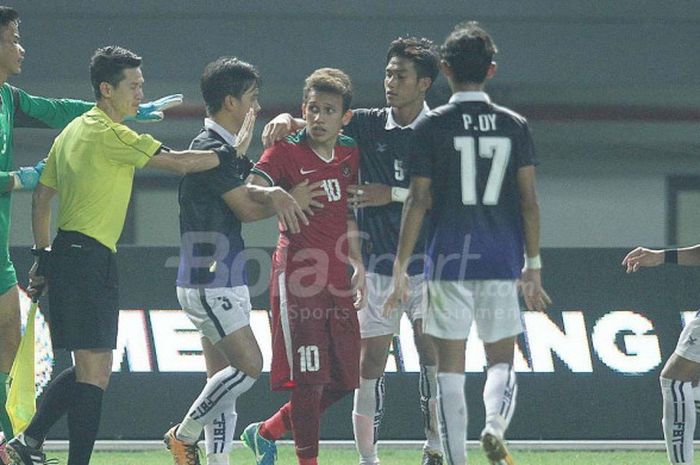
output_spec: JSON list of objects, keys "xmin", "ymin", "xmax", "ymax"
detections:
[{"xmin": 454, "ymin": 136, "xmax": 511, "ymax": 206}]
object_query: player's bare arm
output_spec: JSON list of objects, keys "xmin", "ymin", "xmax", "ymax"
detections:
[
  {"xmin": 245, "ymin": 172, "xmax": 308, "ymax": 233},
  {"xmin": 385, "ymin": 176, "xmax": 432, "ymax": 314},
  {"xmin": 622, "ymin": 244, "xmax": 700, "ymax": 272},
  {"xmin": 261, "ymin": 113, "xmax": 306, "ymax": 148},
  {"xmin": 347, "ymin": 215, "xmax": 366, "ymax": 309},
  {"xmin": 28, "ymin": 182, "xmax": 56, "ymax": 297},
  {"xmin": 518, "ymin": 165, "xmax": 551, "ymax": 311}
]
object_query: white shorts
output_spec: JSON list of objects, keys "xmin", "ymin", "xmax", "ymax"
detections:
[
  {"xmin": 358, "ymin": 273, "xmax": 426, "ymax": 338},
  {"xmin": 675, "ymin": 314, "xmax": 700, "ymax": 363},
  {"xmin": 425, "ymin": 280, "xmax": 523, "ymax": 342},
  {"xmin": 176, "ymin": 286, "xmax": 252, "ymax": 344}
]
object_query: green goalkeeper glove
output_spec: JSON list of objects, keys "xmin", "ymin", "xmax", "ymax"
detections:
[{"xmin": 126, "ymin": 94, "xmax": 184, "ymax": 122}]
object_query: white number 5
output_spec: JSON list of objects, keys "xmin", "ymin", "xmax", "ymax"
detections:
[{"xmin": 453, "ymin": 136, "xmax": 511, "ymax": 206}]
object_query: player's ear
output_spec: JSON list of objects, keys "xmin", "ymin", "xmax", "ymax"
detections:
[
  {"xmin": 223, "ymin": 95, "xmax": 238, "ymax": 111},
  {"xmin": 301, "ymin": 103, "xmax": 307, "ymax": 119},
  {"xmin": 418, "ymin": 76, "xmax": 432, "ymax": 94},
  {"xmin": 439, "ymin": 60, "xmax": 453, "ymax": 79},
  {"xmin": 486, "ymin": 62, "xmax": 497, "ymax": 80},
  {"xmin": 341, "ymin": 109, "xmax": 353, "ymax": 126},
  {"xmin": 99, "ymin": 81, "xmax": 112, "ymax": 99}
]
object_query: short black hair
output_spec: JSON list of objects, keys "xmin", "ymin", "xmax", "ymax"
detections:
[
  {"xmin": 386, "ymin": 36, "xmax": 439, "ymax": 86},
  {"xmin": 200, "ymin": 57, "xmax": 260, "ymax": 115},
  {"xmin": 441, "ymin": 21, "xmax": 497, "ymax": 85},
  {"xmin": 303, "ymin": 68, "xmax": 353, "ymax": 112},
  {"xmin": 90, "ymin": 46, "xmax": 142, "ymax": 100},
  {"xmin": 0, "ymin": 7, "xmax": 19, "ymax": 29}
]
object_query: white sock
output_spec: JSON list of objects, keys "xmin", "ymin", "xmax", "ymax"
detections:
[
  {"xmin": 661, "ymin": 377, "xmax": 695, "ymax": 464},
  {"xmin": 177, "ymin": 367, "xmax": 255, "ymax": 443},
  {"xmin": 353, "ymin": 377, "xmax": 384, "ymax": 464},
  {"xmin": 437, "ymin": 372, "xmax": 467, "ymax": 465},
  {"xmin": 482, "ymin": 363, "xmax": 517, "ymax": 439},
  {"xmin": 420, "ymin": 365, "xmax": 442, "ymax": 453},
  {"xmin": 693, "ymin": 384, "xmax": 700, "ymax": 414},
  {"xmin": 204, "ymin": 409, "xmax": 237, "ymax": 465}
]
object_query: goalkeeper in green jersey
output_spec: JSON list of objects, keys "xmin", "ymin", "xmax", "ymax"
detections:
[{"xmin": 0, "ymin": 6, "xmax": 181, "ymax": 446}]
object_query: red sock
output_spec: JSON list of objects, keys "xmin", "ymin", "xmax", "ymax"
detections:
[
  {"xmin": 298, "ymin": 458, "xmax": 318, "ymax": 465},
  {"xmin": 291, "ymin": 384, "xmax": 323, "ymax": 460},
  {"xmin": 259, "ymin": 402, "xmax": 292, "ymax": 440}
]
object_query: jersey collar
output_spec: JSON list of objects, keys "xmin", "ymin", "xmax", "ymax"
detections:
[
  {"xmin": 448, "ymin": 91, "xmax": 491, "ymax": 104},
  {"xmin": 204, "ymin": 118, "xmax": 238, "ymax": 146},
  {"xmin": 385, "ymin": 102, "xmax": 430, "ymax": 130}
]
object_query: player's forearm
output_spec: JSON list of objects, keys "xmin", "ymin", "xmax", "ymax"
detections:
[
  {"xmin": 395, "ymin": 190, "xmax": 429, "ymax": 272},
  {"xmin": 521, "ymin": 198, "xmax": 541, "ymax": 259},
  {"xmin": 346, "ymin": 218, "xmax": 363, "ymax": 268},
  {"xmin": 239, "ymin": 185, "xmax": 280, "ymax": 222},
  {"xmin": 32, "ymin": 183, "xmax": 54, "ymax": 248}
]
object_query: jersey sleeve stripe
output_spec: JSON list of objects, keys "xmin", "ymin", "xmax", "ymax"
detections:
[{"xmin": 250, "ymin": 167, "xmax": 275, "ymax": 186}]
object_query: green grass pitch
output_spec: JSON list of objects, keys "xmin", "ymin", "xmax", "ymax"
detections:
[{"xmin": 47, "ymin": 447, "xmax": 670, "ymax": 464}]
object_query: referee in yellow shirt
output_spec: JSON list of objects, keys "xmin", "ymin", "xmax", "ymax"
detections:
[{"xmin": 4, "ymin": 46, "xmax": 238, "ymax": 465}]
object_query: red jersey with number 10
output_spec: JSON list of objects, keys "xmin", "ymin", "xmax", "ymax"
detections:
[{"xmin": 251, "ymin": 130, "xmax": 359, "ymax": 290}]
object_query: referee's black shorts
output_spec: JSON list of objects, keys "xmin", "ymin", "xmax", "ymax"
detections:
[{"xmin": 47, "ymin": 230, "xmax": 119, "ymax": 351}]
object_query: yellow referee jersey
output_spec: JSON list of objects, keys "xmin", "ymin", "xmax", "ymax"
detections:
[{"xmin": 40, "ymin": 106, "xmax": 162, "ymax": 252}]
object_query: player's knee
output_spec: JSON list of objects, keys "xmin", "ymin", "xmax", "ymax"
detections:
[{"xmin": 360, "ymin": 347, "xmax": 388, "ymax": 378}]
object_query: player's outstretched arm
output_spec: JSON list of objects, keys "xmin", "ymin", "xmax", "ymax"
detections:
[
  {"xmin": 261, "ymin": 113, "xmax": 306, "ymax": 148},
  {"xmin": 622, "ymin": 244, "xmax": 700, "ymax": 272},
  {"xmin": 241, "ymin": 173, "xmax": 309, "ymax": 233}
]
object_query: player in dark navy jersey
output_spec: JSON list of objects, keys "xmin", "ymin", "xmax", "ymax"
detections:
[
  {"xmin": 260, "ymin": 38, "xmax": 444, "ymax": 465},
  {"xmin": 386, "ymin": 22, "xmax": 550, "ymax": 465},
  {"xmin": 164, "ymin": 57, "xmax": 318, "ymax": 465}
]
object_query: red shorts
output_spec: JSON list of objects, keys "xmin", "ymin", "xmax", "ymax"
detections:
[{"xmin": 269, "ymin": 266, "xmax": 360, "ymax": 391}]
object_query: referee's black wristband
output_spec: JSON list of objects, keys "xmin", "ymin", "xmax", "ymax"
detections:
[{"xmin": 665, "ymin": 249, "xmax": 679, "ymax": 264}]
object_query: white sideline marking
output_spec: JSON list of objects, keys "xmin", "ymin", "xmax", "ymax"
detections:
[{"xmin": 43, "ymin": 439, "xmax": 676, "ymax": 451}]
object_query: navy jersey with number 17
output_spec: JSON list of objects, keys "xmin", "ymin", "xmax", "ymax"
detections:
[{"xmin": 408, "ymin": 92, "xmax": 538, "ymax": 281}]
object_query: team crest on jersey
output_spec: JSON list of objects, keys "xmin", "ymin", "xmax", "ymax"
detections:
[{"xmin": 341, "ymin": 163, "xmax": 351, "ymax": 178}]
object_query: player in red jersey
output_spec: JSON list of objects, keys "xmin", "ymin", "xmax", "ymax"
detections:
[{"xmin": 241, "ymin": 68, "xmax": 365, "ymax": 465}]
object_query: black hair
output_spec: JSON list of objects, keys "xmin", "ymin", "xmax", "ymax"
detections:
[
  {"xmin": 200, "ymin": 57, "xmax": 260, "ymax": 115},
  {"xmin": 90, "ymin": 46, "xmax": 142, "ymax": 100},
  {"xmin": 386, "ymin": 36, "xmax": 439, "ymax": 86},
  {"xmin": 440, "ymin": 21, "xmax": 497, "ymax": 84}
]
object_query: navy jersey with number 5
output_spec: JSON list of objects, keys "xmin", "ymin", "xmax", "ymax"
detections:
[
  {"xmin": 344, "ymin": 105, "xmax": 429, "ymax": 276},
  {"xmin": 408, "ymin": 92, "xmax": 538, "ymax": 281}
]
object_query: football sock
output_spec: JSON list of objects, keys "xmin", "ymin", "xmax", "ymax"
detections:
[
  {"xmin": 260, "ymin": 387, "xmax": 349, "ymax": 442},
  {"xmin": 661, "ymin": 377, "xmax": 695, "ymax": 464},
  {"xmin": 353, "ymin": 377, "xmax": 384, "ymax": 464},
  {"xmin": 437, "ymin": 372, "xmax": 467, "ymax": 465},
  {"xmin": 260, "ymin": 403, "xmax": 292, "ymax": 440},
  {"xmin": 419, "ymin": 364, "xmax": 442, "ymax": 452},
  {"xmin": 24, "ymin": 367, "xmax": 77, "ymax": 446},
  {"xmin": 0, "ymin": 372, "xmax": 13, "ymax": 438},
  {"xmin": 177, "ymin": 366, "xmax": 255, "ymax": 444},
  {"xmin": 693, "ymin": 384, "xmax": 700, "ymax": 414},
  {"xmin": 482, "ymin": 363, "xmax": 517, "ymax": 438},
  {"xmin": 67, "ymin": 382, "xmax": 104, "ymax": 465},
  {"xmin": 290, "ymin": 384, "xmax": 323, "ymax": 460},
  {"xmin": 204, "ymin": 409, "xmax": 237, "ymax": 465}
]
